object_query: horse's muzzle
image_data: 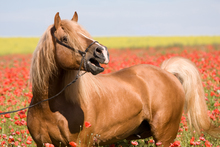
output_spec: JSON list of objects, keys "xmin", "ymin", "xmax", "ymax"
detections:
[{"xmin": 85, "ymin": 46, "xmax": 109, "ymax": 75}]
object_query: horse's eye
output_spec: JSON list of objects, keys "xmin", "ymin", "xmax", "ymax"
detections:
[{"xmin": 62, "ymin": 36, "xmax": 68, "ymax": 43}]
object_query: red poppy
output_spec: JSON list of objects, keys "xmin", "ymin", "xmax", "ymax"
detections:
[
  {"xmin": 131, "ymin": 141, "xmax": 138, "ymax": 146},
  {"xmin": 85, "ymin": 121, "xmax": 92, "ymax": 128},
  {"xmin": 1, "ymin": 141, "xmax": 6, "ymax": 145},
  {"xmin": 26, "ymin": 140, "xmax": 32, "ymax": 144},
  {"xmin": 4, "ymin": 113, "xmax": 10, "ymax": 118},
  {"xmin": 210, "ymin": 91, "xmax": 215, "ymax": 96},
  {"xmin": 44, "ymin": 143, "xmax": 55, "ymax": 147},
  {"xmin": 199, "ymin": 136, "xmax": 206, "ymax": 141},
  {"xmin": 17, "ymin": 138, "xmax": 22, "ymax": 142},
  {"xmin": 14, "ymin": 115, "xmax": 19, "ymax": 120},
  {"xmin": 190, "ymin": 136, "xmax": 195, "ymax": 145},
  {"xmin": 172, "ymin": 140, "xmax": 181, "ymax": 147},
  {"xmin": 69, "ymin": 141, "xmax": 78, "ymax": 147},
  {"xmin": 14, "ymin": 141, "xmax": 19, "ymax": 146},
  {"xmin": 205, "ymin": 140, "xmax": 212, "ymax": 147},
  {"xmin": 27, "ymin": 136, "xmax": 32, "ymax": 141},
  {"xmin": 156, "ymin": 142, "xmax": 162, "ymax": 146},
  {"xmin": 149, "ymin": 139, "xmax": 155, "ymax": 143},
  {"xmin": 16, "ymin": 131, "xmax": 20, "ymax": 135}
]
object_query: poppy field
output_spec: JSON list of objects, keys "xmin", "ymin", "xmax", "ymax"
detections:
[{"xmin": 0, "ymin": 43, "xmax": 220, "ymax": 146}]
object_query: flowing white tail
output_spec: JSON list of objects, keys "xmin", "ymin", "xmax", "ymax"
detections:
[{"xmin": 161, "ymin": 57, "xmax": 220, "ymax": 138}]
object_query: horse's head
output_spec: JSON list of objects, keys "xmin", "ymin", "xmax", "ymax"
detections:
[{"xmin": 52, "ymin": 12, "xmax": 109, "ymax": 75}]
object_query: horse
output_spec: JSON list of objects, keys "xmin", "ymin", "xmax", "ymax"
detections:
[{"xmin": 27, "ymin": 12, "xmax": 220, "ymax": 147}]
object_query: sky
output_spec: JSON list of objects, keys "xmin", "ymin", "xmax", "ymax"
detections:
[{"xmin": 0, "ymin": 0, "xmax": 220, "ymax": 37}]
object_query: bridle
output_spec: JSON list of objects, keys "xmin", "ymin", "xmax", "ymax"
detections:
[
  {"xmin": 0, "ymin": 31, "xmax": 98, "ymax": 115},
  {"xmin": 52, "ymin": 31, "xmax": 98, "ymax": 57},
  {"xmin": 52, "ymin": 31, "xmax": 98, "ymax": 71}
]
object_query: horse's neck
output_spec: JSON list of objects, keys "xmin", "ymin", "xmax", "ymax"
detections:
[
  {"xmin": 61, "ymin": 70, "xmax": 82, "ymax": 104},
  {"xmin": 49, "ymin": 70, "xmax": 100, "ymax": 104},
  {"xmin": 31, "ymin": 70, "xmax": 79, "ymax": 103},
  {"xmin": 61, "ymin": 70, "xmax": 103, "ymax": 105},
  {"xmin": 32, "ymin": 69, "xmax": 101, "ymax": 108}
]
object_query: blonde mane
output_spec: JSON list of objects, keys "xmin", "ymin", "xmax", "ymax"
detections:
[
  {"xmin": 30, "ymin": 19, "xmax": 98, "ymax": 99},
  {"xmin": 30, "ymin": 25, "xmax": 57, "ymax": 93},
  {"xmin": 30, "ymin": 20, "xmax": 84, "ymax": 93}
]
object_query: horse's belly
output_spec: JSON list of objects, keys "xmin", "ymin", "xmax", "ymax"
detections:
[
  {"xmin": 95, "ymin": 113, "xmax": 144, "ymax": 145},
  {"xmin": 93, "ymin": 94, "xmax": 145, "ymax": 145}
]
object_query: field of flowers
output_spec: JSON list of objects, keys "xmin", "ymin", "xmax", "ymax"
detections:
[
  {"xmin": 0, "ymin": 43, "xmax": 219, "ymax": 146},
  {"xmin": 1, "ymin": 36, "xmax": 220, "ymax": 55}
]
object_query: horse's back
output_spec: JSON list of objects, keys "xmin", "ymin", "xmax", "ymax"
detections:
[{"xmin": 100, "ymin": 64, "xmax": 185, "ymax": 120}]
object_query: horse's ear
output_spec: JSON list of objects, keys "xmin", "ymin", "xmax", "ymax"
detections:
[
  {"xmin": 54, "ymin": 12, "xmax": 61, "ymax": 30},
  {"xmin": 71, "ymin": 11, "xmax": 78, "ymax": 22}
]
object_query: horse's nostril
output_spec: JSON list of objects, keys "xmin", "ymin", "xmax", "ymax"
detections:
[
  {"xmin": 95, "ymin": 48, "xmax": 102, "ymax": 55},
  {"xmin": 94, "ymin": 47, "xmax": 106, "ymax": 63}
]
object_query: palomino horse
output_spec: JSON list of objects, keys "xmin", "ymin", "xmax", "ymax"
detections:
[{"xmin": 27, "ymin": 12, "xmax": 220, "ymax": 147}]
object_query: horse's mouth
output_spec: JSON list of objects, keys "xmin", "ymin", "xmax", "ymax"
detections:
[{"xmin": 86, "ymin": 58, "xmax": 104, "ymax": 75}]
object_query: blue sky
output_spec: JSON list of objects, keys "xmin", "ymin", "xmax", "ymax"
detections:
[{"xmin": 0, "ymin": 0, "xmax": 220, "ymax": 37}]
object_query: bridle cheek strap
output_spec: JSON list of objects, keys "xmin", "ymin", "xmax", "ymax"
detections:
[
  {"xmin": 52, "ymin": 31, "xmax": 98, "ymax": 57},
  {"xmin": 52, "ymin": 31, "xmax": 98, "ymax": 72}
]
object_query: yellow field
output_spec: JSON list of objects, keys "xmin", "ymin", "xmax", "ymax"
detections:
[
  {"xmin": 0, "ymin": 38, "xmax": 39, "ymax": 55},
  {"xmin": 96, "ymin": 36, "xmax": 220, "ymax": 48},
  {"xmin": 0, "ymin": 36, "xmax": 220, "ymax": 55}
]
